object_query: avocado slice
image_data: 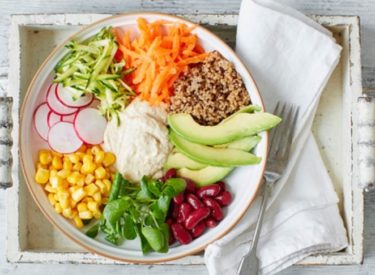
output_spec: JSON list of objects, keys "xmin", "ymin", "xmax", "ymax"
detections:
[
  {"xmin": 177, "ymin": 166, "xmax": 233, "ymax": 187},
  {"xmin": 165, "ymin": 153, "xmax": 207, "ymax": 170},
  {"xmin": 216, "ymin": 135, "xmax": 261, "ymax": 151},
  {"xmin": 169, "ymin": 131, "xmax": 261, "ymax": 167},
  {"xmin": 221, "ymin": 104, "xmax": 262, "ymax": 123},
  {"xmin": 166, "ymin": 135, "xmax": 262, "ymax": 170},
  {"xmin": 168, "ymin": 112, "xmax": 281, "ymax": 145}
]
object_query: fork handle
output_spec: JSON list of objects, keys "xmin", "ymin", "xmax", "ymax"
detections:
[
  {"xmin": 250, "ymin": 177, "xmax": 271, "ymax": 252},
  {"xmin": 237, "ymin": 178, "xmax": 271, "ymax": 275}
]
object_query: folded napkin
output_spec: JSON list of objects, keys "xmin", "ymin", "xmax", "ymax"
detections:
[{"xmin": 204, "ymin": 0, "xmax": 348, "ymax": 274}]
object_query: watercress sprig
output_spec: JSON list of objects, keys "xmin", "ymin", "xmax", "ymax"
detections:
[{"xmin": 86, "ymin": 173, "xmax": 186, "ymax": 254}]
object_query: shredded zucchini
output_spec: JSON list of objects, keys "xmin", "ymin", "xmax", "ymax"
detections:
[{"xmin": 54, "ymin": 26, "xmax": 134, "ymax": 124}]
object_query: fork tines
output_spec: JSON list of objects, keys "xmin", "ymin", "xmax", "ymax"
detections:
[{"xmin": 268, "ymin": 102, "xmax": 299, "ymax": 162}]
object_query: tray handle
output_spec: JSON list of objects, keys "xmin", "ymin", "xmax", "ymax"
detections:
[
  {"xmin": 0, "ymin": 97, "xmax": 13, "ymax": 189},
  {"xmin": 358, "ymin": 93, "xmax": 375, "ymax": 192}
]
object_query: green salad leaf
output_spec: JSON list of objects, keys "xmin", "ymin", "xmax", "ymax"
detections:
[{"xmin": 86, "ymin": 173, "xmax": 185, "ymax": 254}]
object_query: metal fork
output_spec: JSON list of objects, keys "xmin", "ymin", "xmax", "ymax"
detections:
[{"xmin": 236, "ymin": 102, "xmax": 299, "ymax": 275}]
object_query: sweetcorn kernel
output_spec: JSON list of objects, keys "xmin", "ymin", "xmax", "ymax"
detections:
[
  {"xmin": 74, "ymin": 216, "xmax": 84, "ymax": 228},
  {"xmin": 93, "ymin": 192, "xmax": 102, "ymax": 203},
  {"xmin": 63, "ymin": 159, "xmax": 73, "ymax": 171},
  {"xmin": 75, "ymin": 152, "xmax": 85, "ymax": 159},
  {"xmin": 39, "ymin": 150, "xmax": 52, "ymax": 165},
  {"xmin": 79, "ymin": 210, "xmax": 93, "ymax": 220},
  {"xmin": 67, "ymin": 171, "xmax": 81, "ymax": 184},
  {"xmin": 51, "ymin": 155, "xmax": 63, "ymax": 170},
  {"xmin": 76, "ymin": 178, "xmax": 85, "ymax": 187},
  {"xmin": 56, "ymin": 190, "xmax": 69, "ymax": 202},
  {"xmin": 62, "ymin": 208, "xmax": 73, "ymax": 219},
  {"xmin": 82, "ymin": 155, "xmax": 93, "ymax": 164},
  {"xmin": 58, "ymin": 180, "xmax": 69, "ymax": 190},
  {"xmin": 57, "ymin": 169, "xmax": 70, "ymax": 179},
  {"xmin": 72, "ymin": 162, "xmax": 83, "ymax": 172},
  {"xmin": 84, "ymin": 174, "xmax": 95, "ymax": 185},
  {"xmin": 54, "ymin": 203, "xmax": 62, "ymax": 214},
  {"xmin": 69, "ymin": 186, "xmax": 79, "ymax": 194},
  {"xmin": 103, "ymin": 179, "xmax": 111, "ymax": 194},
  {"xmin": 94, "ymin": 151, "xmax": 105, "ymax": 164},
  {"xmin": 72, "ymin": 187, "xmax": 86, "ymax": 202},
  {"xmin": 84, "ymin": 183, "xmax": 99, "ymax": 196},
  {"xmin": 49, "ymin": 169, "xmax": 58, "ymax": 179},
  {"xmin": 87, "ymin": 201, "xmax": 99, "ymax": 213},
  {"xmin": 50, "ymin": 176, "xmax": 63, "ymax": 189},
  {"xmin": 44, "ymin": 183, "xmax": 56, "ymax": 193},
  {"xmin": 77, "ymin": 202, "xmax": 87, "ymax": 212},
  {"xmin": 67, "ymin": 154, "xmax": 80, "ymax": 164},
  {"xmin": 94, "ymin": 167, "xmax": 106, "ymax": 179},
  {"xmin": 81, "ymin": 162, "xmax": 96, "ymax": 174},
  {"xmin": 70, "ymin": 198, "xmax": 78, "ymax": 208},
  {"xmin": 48, "ymin": 193, "xmax": 56, "ymax": 205},
  {"xmin": 91, "ymin": 145, "xmax": 101, "ymax": 155},
  {"xmin": 35, "ymin": 167, "xmax": 50, "ymax": 184},
  {"xmin": 60, "ymin": 197, "xmax": 70, "ymax": 209},
  {"xmin": 102, "ymin": 152, "xmax": 116, "ymax": 167},
  {"xmin": 95, "ymin": 180, "xmax": 106, "ymax": 194}
]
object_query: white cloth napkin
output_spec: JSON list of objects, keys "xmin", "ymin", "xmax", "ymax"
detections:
[{"xmin": 204, "ymin": 0, "xmax": 348, "ymax": 274}]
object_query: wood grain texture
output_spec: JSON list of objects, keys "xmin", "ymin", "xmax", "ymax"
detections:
[{"xmin": 0, "ymin": 1, "xmax": 375, "ymax": 275}]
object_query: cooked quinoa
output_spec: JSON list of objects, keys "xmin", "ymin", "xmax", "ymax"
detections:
[{"xmin": 168, "ymin": 51, "xmax": 251, "ymax": 126}]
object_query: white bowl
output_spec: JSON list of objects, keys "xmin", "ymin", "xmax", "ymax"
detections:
[{"xmin": 20, "ymin": 12, "xmax": 267, "ymax": 263}]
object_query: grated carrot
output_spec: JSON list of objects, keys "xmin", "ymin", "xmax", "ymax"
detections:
[{"xmin": 114, "ymin": 18, "xmax": 208, "ymax": 105}]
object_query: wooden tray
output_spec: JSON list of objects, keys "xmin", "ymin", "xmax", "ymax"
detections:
[{"xmin": 5, "ymin": 13, "xmax": 364, "ymax": 266}]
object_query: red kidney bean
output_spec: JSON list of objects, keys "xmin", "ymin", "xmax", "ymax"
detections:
[
  {"xmin": 166, "ymin": 220, "xmax": 176, "ymax": 245},
  {"xmin": 185, "ymin": 179, "xmax": 196, "ymax": 193},
  {"xmin": 191, "ymin": 221, "xmax": 207, "ymax": 238},
  {"xmin": 186, "ymin": 193, "xmax": 204, "ymax": 210},
  {"xmin": 185, "ymin": 207, "xmax": 211, "ymax": 230},
  {"xmin": 169, "ymin": 233, "xmax": 176, "ymax": 245},
  {"xmin": 215, "ymin": 191, "xmax": 232, "ymax": 206},
  {"xmin": 196, "ymin": 184, "xmax": 221, "ymax": 198},
  {"xmin": 177, "ymin": 203, "xmax": 192, "ymax": 224},
  {"xmin": 203, "ymin": 197, "xmax": 223, "ymax": 221},
  {"xmin": 171, "ymin": 223, "xmax": 192, "ymax": 244},
  {"xmin": 215, "ymin": 181, "xmax": 226, "ymax": 191},
  {"xmin": 165, "ymin": 168, "xmax": 177, "ymax": 180},
  {"xmin": 206, "ymin": 218, "xmax": 218, "ymax": 228},
  {"xmin": 170, "ymin": 203, "xmax": 180, "ymax": 220},
  {"xmin": 173, "ymin": 193, "xmax": 184, "ymax": 205}
]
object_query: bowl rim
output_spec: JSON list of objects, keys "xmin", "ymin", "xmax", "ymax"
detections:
[{"xmin": 19, "ymin": 11, "xmax": 268, "ymax": 264}]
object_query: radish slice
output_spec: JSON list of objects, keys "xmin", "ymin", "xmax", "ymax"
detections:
[
  {"xmin": 48, "ymin": 122, "xmax": 83, "ymax": 153},
  {"xmin": 62, "ymin": 113, "xmax": 76, "ymax": 123},
  {"xmin": 74, "ymin": 108, "xmax": 107, "ymax": 144},
  {"xmin": 46, "ymin": 83, "xmax": 78, "ymax": 115},
  {"xmin": 56, "ymin": 85, "xmax": 94, "ymax": 108},
  {"xmin": 33, "ymin": 103, "xmax": 50, "ymax": 141},
  {"xmin": 47, "ymin": 111, "xmax": 62, "ymax": 127}
]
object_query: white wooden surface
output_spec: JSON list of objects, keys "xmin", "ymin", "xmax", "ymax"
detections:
[{"xmin": 1, "ymin": 1, "xmax": 375, "ymax": 275}]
